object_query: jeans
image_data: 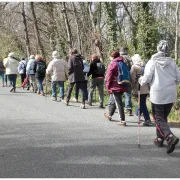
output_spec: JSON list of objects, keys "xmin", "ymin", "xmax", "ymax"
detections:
[
  {"xmin": 109, "ymin": 92, "xmax": 125, "ymax": 121},
  {"xmin": 67, "ymin": 81, "xmax": 86, "ymax": 104},
  {"xmin": 135, "ymin": 94, "xmax": 150, "ymax": 121},
  {"xmin": 124, "ymin": 85, "xmax": 132, "ymax": 110},
  {"xmin": 0, "ymin": 71, "xmax": 5, "ymax": 85},
  {"xmin": 75, "ymin": 81, "xmax": 88, "ymax": 100},
  {"xmin": 88, "ymin": 78, "xmax": 104, "ymax": 106},
  {"xmin": 37, "ymin": 77, "xmax": 44, "ymax": 92},
  {"xmin": 29, "ymin": 75, "xmax": 37, "ymax": 91},
  {"xmin": 152, "ymin": 103, "xmax": 173, "ymax": 139},
  {"xmin": 52, "ymin": 81, "xmax": 64, "ymax": 99},
  {"xmin": 8, "ymin": 74, "xmax": 17, "ymax": 88}
]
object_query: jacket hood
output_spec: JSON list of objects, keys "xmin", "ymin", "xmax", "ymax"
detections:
[
  {"xmin": 8, "ymin": 57, "xmax": 19, "ymax": 63},
  {"xmin": 113, "ymin": 56, "xmax": 123, "ymax": 62},
  {"xmin": 131, "ymin": 54, "xmax": 144, "ymax": 66},
  {"xmin": 151, "ymin": 52, "xmax": 172, "ymax": 67}
]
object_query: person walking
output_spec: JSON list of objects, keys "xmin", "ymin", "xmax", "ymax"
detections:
[
  {"xmin": 46, "ymin": 51, "xmax": 68, "ymax": 101},
  {"xmin": 3, "ymin": 52, "xmax": 19, "ymax": 92},
  {"xmin": 139, "ymin": 40, "xmax": 180, "ymax": 154},
  {"xmin": 104, "ymin": 50, "xmax": 128, "ymax": 126},
  {"xmin": 131, "ymin": 54, "xmax": 152, "ymax": 126},
  {"xmin": 0, "ymin": 58, "xmax": 5, "ymax": 87},
  {"xmin": 34, "ymin": 55, "xmax": 46, "ymax": 96},
  {"xmin": 18, "ymin": 57, "xmax": 27, "ymax": 88},
  {"xmin": 26, "ymin": 55, "xmax": 38, "ymax": 92},
  {"xmin": 87, "ymin": 55, "xmax": 105, "ymax": 108},
  {"xmin": 119, "ymin": 47, "xmax": 133, "ymax": 116},
  {"xmin": 65, "ymin": 49, "xmax": 86, "ymax": 109}
]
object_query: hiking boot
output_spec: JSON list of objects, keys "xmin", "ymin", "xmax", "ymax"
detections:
[
  {"xmin": 125, "ymin": 109, "xmax": 133, "ymax": 116},
  {"xmin": 51, "ymin": 97, "xmax": 57, "ymax": 101},
  {"xmin": 120, "ymin": 121, "xmax": 126, "ymax": 126},
  {"xmin": 154, "ymin": 137, "xmax": 164, "ymax": 147},
  {"xmin": 98, "ymin": 105, "xmax": 104, "ymax": 109},
  {"xmin": 104, "ymin": 113, "xmax": 112, "ymax": 121},
  {"xmin": 80, "ymin": 103, "xmax": 85, "ymax": 109},
  {"xmin": 143, "ymin": 120, "xmax": 152, "ymax": 126},
  {"xmin": 166, "ymin": 134, "xmax": 179, "ymax": 154}
]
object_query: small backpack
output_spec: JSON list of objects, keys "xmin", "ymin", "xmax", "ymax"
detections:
[
  {"xmin": 117, "ymin": 61, "xmax": 130, "ymax": 86},
  {"xmin": 95, "ymin": 62, "xmax": 105, "ymax": 76},
  {"xmin": 36, "ymin": 61, "xmax": 46, "ymax": 74},
  {"xmin": 21, "ymin": 62, "xmax": 26, "ymax": 74}
]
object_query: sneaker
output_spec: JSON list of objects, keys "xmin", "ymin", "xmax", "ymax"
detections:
[
  {"xmin": 63, "ymin": 100, "xmax": 69, "ymax": 106},
  {"xmin": 154, "ymin": 137, "xmax": 164, "ymax": 147},
  {"xmin": 80, "ymin": 104, "xmax": 85, "ymax": 109},
  {"xmin": 10, "ymin": 87, "xmax": 14, "ymax": 92},
  {"xmin": 72, "ymin": 98, "xmax": 78, "ymax": 102},
  {"xmin": 51, "ymin": 97, "xmax": 57, "ymax": 101},
  {"xmin": 143, "ymin": 120, "xmax": 152, "ymax": 126},
  {"xmin": 104, "ymin": 113, "xmax": 112, "ymax": 121},
  {"xmin": 166, "ymin": 134, "xmax": 179, "ymax": 154},
  {"xmin": 120, "ymin": 121, "xmax": 126, "ymax": 126}
]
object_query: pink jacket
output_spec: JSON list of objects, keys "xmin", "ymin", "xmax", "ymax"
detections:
[{"xmin": 105, "ymin": 57, "xmax": 128, "ymax": 94}]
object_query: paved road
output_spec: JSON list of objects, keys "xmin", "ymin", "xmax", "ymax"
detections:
[{"xmin": 0, "ymin": 86, "xmax": 180, "ymax": 178}]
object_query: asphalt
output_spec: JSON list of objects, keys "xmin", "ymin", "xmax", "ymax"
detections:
[{"xmin": 0, "ymin": 86, "xmax": 180, "ymax": 178}]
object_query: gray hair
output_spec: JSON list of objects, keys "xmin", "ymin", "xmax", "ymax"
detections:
[{"xmin": 157, "ymin": 40, "xmax": 171, "ymax": 56}]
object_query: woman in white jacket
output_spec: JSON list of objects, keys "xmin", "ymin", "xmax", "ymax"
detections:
[
  {"xmin": 3, "ymin": 52, "xmax": 19, "ymax": 92},
  {"xmin": 46, "ymin": 51, "xmax": 68, "ymax": 101},
  {"xmin": 139, "ymin": 40, "xmax": 180, "ymax": 154}
]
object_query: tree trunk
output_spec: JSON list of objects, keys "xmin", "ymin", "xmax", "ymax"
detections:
[
  {"xmin": 30, "ymin": 2, "xmax": 45, "ymax": 59},
  {"xmin": 175, "ymin": 2, "xmax": 179, "ymax": 61},
  {"xmin": 72, "ymin": 2, "xmax": 82, "ymax": 54},
  {"xmin": 62, "ymin": 2, "xmax": 73, "ymax": 49},
  {"xmin": 22, "ymin": 2, "xmax": 31, "ymax": 58}
]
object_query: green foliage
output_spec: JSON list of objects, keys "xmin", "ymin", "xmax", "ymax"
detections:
[{"xmin": 136, "ymin": 2, "xmax": 161, "ymax": 60}]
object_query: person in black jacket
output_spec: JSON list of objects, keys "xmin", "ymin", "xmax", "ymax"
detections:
[
  {"xmin": 34, "ymin": 55, "xmax": 46, "ymax": 96},
  {"xmin": 65, "ymin": 49, "xmax": 86, "ymax": 109},
  {"xmin": 87, "ymin": 55, "xmax": 105, "ymax": 108}
]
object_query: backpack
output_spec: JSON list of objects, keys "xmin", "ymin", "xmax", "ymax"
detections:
[
  {"xmin": 36, "ymin": 61, "xmax": 46, "ymax": 74},
  {"xmin": 21, "ymin": 62, "xmax": 26, "ymax": 74},
  {"xmin": 95, "ymin": 62, "xmax": 105, "ymax": 76},
  {"xmin": 117, "ymin": 61, "xmax": 130, "ymax": 86}
]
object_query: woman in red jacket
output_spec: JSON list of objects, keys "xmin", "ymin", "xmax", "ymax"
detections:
[{"xmin": 104, "ymin": 50, "xmax": 128, "ymax": 126}]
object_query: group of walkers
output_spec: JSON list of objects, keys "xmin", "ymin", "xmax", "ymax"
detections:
[{"xmin": 0, "ymin": 40, "xmax": 180, "ymax": 154}]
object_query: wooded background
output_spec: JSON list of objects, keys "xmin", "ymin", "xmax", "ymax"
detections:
[{"xmin": 0, "ymin": 2, "xmax": 179, "ymax": 64}]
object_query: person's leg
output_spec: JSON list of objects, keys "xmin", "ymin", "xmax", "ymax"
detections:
[
  {"xmin": 51, "ymin": 81, "xmax": 57, "ymax": 99},
  {"xmin": 0, "ymin": 71, "xmax": 5, "ymax": 86},
  {"xmin": 84, "ymin": 80, "xmax": 88, "ymax": 101},
  {"xmin": 11, "ymin": 74, "xmax": 17, "ymax": 92},
  {"xmin": 88, "ymin": 78, "xmax": 96, "ymax": 105},
  {"xmin": 140, "ymin": 94, "xmax": 151, "ymax": 126},
  {"xmin": 58, "ymin": 81, "xmax": 64, "ymax": 100},
  {"xmin": 5, "ymin": 74, "xmax": 7, "ymax": 86},
  {"xmin": 79, "ymin": 81, "xmax": 86, "ymax": 108},
  {"xmin": 97, "ymin": 78, "xmax": 104, "ymax": 108},
  {"xmin": 66, "ymin": 82, "xmax": 75, "ymax": 104},
  {"xmin": 112, "ymin": 92, "xmax": 126, "ymax": 125},
  {"xmin": 124, "ymin": 86, "xmax": 132, "ymax": 115},
  {"xmin": 39, "ymin": 77, "xmax": 44, "ymax": 95},
  {"xmin": 75, "ymin": 83, "xmax": 79, "ymax": 101}
]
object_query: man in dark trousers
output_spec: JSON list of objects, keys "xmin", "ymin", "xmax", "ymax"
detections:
[{"xmin": 65, "ymin": 49, "xmax": 86, "ymax": 109}]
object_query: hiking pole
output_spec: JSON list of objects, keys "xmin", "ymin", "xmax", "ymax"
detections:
[{"xmin": 138, "ymin": 82, "xmax": 141, "ymax": 148}]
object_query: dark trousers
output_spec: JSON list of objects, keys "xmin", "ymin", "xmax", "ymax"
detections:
[
  {"xmin": 152, "ymin": 103, "xmax": 173, "ymax": 139},
  {"xmin": 75, "ymin": 81, "xmax": 88, "ymax": 100},
  {"xmin": 136, "ymin": 94, "xmax": 150, "ymax": 121},
  {"xmin": 109, "ymin": 92, "xmax": 125, "ymax": 121},
  {"xmin": 67, "ymin": 81, "xmax": 86, "ymax": 104},
  {"xmin": 20, "ymin": 73, "xmax": 26, "ymax": 84},
  {"xmin": 8, "ymin": 74, "xmax": 17, "ymax": 88}
]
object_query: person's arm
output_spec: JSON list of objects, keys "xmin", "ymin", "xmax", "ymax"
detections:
[
  {"xmin": 68, "ymin": 58, "xmax": 73, "ymax": 75},
  {"xmin": 18, "ymin": 62, "xmax": 22, "ymax": 73},
  {"xmin": 105, "ymin": 64, "xmax": 114, "ymax": 90},
  {"xmin": 138, "ymin": 60, "xmax": 155, "ymax": 86},
  {"xmin": 46, "ymin": 61, "xmax": 53, "ymax": 74},
  {"xmin": 87, "ymin": 62, "xmax": 93, "ymax": 77}
]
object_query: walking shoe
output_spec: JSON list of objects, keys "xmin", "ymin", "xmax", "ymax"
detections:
[
  {"xmin": 143, "ymin": 120, "xmax": 152, "ymax": 126},
  {"xmin": 51, "ymin": 97, "xmax": 57, "ymax": 101},
  {"xmin": 154, "ymin": 137, "xmax": 164, "ymax": 147},
  {"xmin": 98, "ymin": 105, "xmax": 105, "ymax": 109},
  {"xmin": 104, "ymin": 113, "xmax": 112, "ymax": 121},
  {"xmin": 10, "ymin": 87, "xmax": 14, "ymax": 92},
  {"xmin": 166, "ymin": 134, "xmax": 179, "ymax": 154},
  {"xmin": 37, "ymin": 91, "xmax": 40, "ymax": 95},
  {"xmin": 72, "ymin": 98, "xmax": 78, "ymax": 102},
  {"xmin": 63, "ymin": 100, "xmax": 69, "ymax": 106},
  {"xmin": 27, "ymin": 87, "xmax": 30, "ymax": 90},
  {"xmin": 120, "ymin": 121, "xmax": 126, "ymax": 126},
  {"xmin": 40, "ymin": 91, "xmax": 45, "ymax": 96},
  {"xmin": 80, "ymin": 104, "xmax": 85, "ymax": 109},
  {"xmin": 125, "ymin": 109, "xmax": 133, "ymax": 116}
]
